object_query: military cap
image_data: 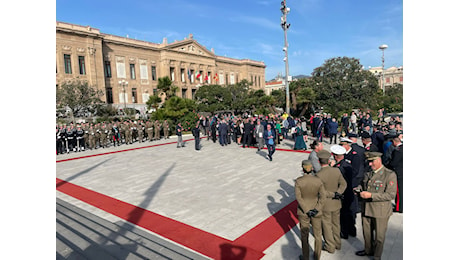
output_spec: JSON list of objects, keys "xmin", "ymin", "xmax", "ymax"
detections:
[
  {"xmin": 302, "ymin": 159, "xmax": 312, "ymax": 166},
  {"xmin": 317, "ymin": 150, "xmax": 331, "ymax": 160},
  {"xmin": 365, "ymin": 151, "xmax": 382, "ymax": 161},
  {"xmin": 361, "ymin": 132, "xmax": 371, "ymax": 139},
  {"xmin": 331, "ymin": 144, "xmax": 346, "ymax": 155},
  {"xmin": 339, "ymin": 137, "xmax": 353, "ymax": 143},
  {"xmin": 347, "ymin": 132, "xmax": 358, "ymax": 138}
]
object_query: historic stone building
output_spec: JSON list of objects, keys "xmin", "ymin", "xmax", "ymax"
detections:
[
  {"xmin": 56, "ymin": 21, "xmax": 266, "ymax": 111},
  {"xmin": 368, "ymin": 66, "xmax": 403, "ymax": 90}
]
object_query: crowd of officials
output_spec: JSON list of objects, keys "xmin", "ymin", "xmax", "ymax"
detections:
[{"xmin": 56, "ymin": 109, "xmax": 403, "ymax": 260}]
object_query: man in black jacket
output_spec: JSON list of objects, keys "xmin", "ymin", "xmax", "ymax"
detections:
[
  {"xmin": 192, "ymin": 121, "xmax": 201, "ymax": 151},
  {"xmin": 389, "ymin": 136, "xmax": 403, "ymax": 213}
]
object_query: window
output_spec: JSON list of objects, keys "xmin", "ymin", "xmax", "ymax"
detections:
[
  {"xmin": 170, "ymin": 67, "xmax": 175, "ymax": 81},
  {"xmin": 230, "ymin": 73, "xmax": 235, "ymax": 85},
  {"xmin": 104, "ymin": 61, "xmax": 112, "ymax": 78},
  {"xmin": 192, "ymin": 89, "xmax": 196, "ymax": 100},
  {"xmin": 225, "ymin": 73, "xmax": 229, "ymax": 85},
  {"xmin": 151, "ymin": 66, "xmax": 157, "ymax": 81},
  {"xmin": 190, "ymin": 70, "xmax": 195, "ymax": 83},
  {"xmin": 182, "ymin": 88, "xmax": 187, "ymax": 98},
  {"xmin": 131, "ymin": 88, "xmax": 137, "ymax": 103},
  {"xmin": 106, "ymin": 88, "xmax": 113, "ymax": 104},
  {"xmin": 236, "ymin": 74, "xmax": 238, "ymax": 84},
  {"xmin": 116, "ymin": 58, "xmax": 126, "ymax": 78},
  {"xmin": 78, "ymin": 56, "xmax": 86, "ymax": 75},
  {"xmin": 64, "ymin": 54, "xmax": 72, "ymax": 74},
  {"xmin": 207, "ymin": 71, "xmax": 211, "ymax": 84},
  {"xmin": 140, "ymin": 62, "xmax": 148, "ymax": 80},
  {"xmin": 219, "ymin": 72, "xmax": 224, "ymax": 85},
  {"xmin": 181, "ymin": 68, "xmax": 185, "ymax": 83},
  {"xmin": 130, "ymin": 64, "xmax": 136, "ymax": 79},
  {"xmin": 199, "ymin": 71, "xmax": 203, "ymax": 83},
  {"xmin": 385, "ymin": 77, "xmax": 390, "ymax": 83}
]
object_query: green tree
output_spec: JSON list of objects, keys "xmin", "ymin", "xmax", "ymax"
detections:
[
  {"xmin": 195, "ymin": 84, "xmax": 231, "ymax": 113},
  {"xmin": 288, "ymin": 78, "xmax": 316, "ymax": 116},
  {"xmin": 157, "ymin": 76, "xmax": 178, "ymax": 99},
  {"xmin": 382, "ymin": 83, "xmax": 403, "ymax": 113},
  {"xmin": 56, "ymin": 79, "xmax": 104, "ymax": 120},
  {"xmin": 228, "ymin": 79, "xmax": 251, "ymax": 113},
  {"xmin": 146, "ymin": 95, "xmax": 162, "ymax": 111},
  {"xmin": 310, "ymin": 56, "xmax": 380, "ymax": 117}
]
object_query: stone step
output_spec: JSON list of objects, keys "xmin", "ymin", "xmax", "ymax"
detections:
[{"xmin": 56, "ymin": 198, "xmax": 209, "ymax": 260}]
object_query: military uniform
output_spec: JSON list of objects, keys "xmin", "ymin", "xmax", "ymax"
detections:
[
  {"xmin": 316, "ymin": 151, "xmax": 347, "ymax": 253},
  {"xmin": 356, "ymin": 152, "xmax": 397, "ymax": 260},
  {"xmin": 100, "ymin": 123, "xmax": 109, "ymax": 148},
  {"xmin": 154, "ymin": 120, "xmax": 161, "ymax": 140},
  {"xmin": 75, "ymin": 126, "xmax": 85, "ymax": 151},
  {"xmin": 295, "ymin": 160, "xmax": 327, "ymax": 260},
  {"xmin": 163, "ymin": 120, "xmax": 169, "ymax": 139},
  {"xmin": 146, "ymin": 121, "xmax": 154, "ymax": 141},
  {"xmin": 87, "ymin": 126, "xmax": 96, "ymax": 150},
  {"xmin": 137, "ymin": 120, "xmax": 145, "ymax": 142},
  {"xmin": 66, "ymin": 126, "xmax": 76, "ymax": 153}
]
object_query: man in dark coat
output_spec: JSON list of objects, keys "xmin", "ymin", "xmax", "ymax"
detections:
[
  {"xmin": 388, "ymin": 136, "xmax": 403, "ymax": 213},
  {"xmin": 331, "ymin": 145, "xmax": 357, "ymax": 239},
  {"xmin": 329, "ymin": 118, "xmax": 339, "ymax": 144},
  {"xmin": 218, "ymin": 119, "xmax": 228, "ymax": 146}
]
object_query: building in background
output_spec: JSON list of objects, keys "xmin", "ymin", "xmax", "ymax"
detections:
[
  {"xmin": 56, "ymin": 21, "xmax": 266, "ymax": 111},
  {"xmin": 368, "ymin": 66, "xmax": 403, "ymax": 90}
]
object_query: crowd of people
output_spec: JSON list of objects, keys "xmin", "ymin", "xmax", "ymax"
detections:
[
  {"xmin": 56, "ymin": 109, "xmax": 403, "ymax": 259},
  {"xmin": 294, "ymin": 110, "xmax": 403, "ymax": 260}
]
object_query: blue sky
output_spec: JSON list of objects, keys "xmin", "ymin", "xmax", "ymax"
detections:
[{"xmin": 56, "ymin": 0, "xmax": 403, "ymax": 80}]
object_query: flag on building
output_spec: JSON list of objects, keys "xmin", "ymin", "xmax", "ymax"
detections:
[
  {"xmin": 187, "ymin": 68, "xmax": 191, "ymax": 81},
  {"xmin": 196, "ymin": 71, "xmax": 201, "ymax": 79},
  {"xmin": 213, "ymin": 73, "xmax": 218, "ymax": 82}
]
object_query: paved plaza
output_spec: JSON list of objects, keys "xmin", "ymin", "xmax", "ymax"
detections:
[{"xmin": 56, "ymin": 134, "xmax": 403, "ymax": 260}]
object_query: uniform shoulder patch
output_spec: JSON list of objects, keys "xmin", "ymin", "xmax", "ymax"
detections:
[{"xmin": 389, "ymin": 181, "xmax": 394, "ymax": 186}]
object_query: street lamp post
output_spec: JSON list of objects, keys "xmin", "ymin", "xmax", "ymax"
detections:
[
  {"xmin": 379, "ymin": 44, "xmax": 388, "ymax": 95},
  {"xmin": 281, "ymin": 0, "xmax": 291, "ymax": 114},
  {"xmin": 118, "ymin": 79, "xmax": 128, "ymax": 110}
]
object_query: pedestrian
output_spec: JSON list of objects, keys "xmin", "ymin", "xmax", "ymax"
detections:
[
  {"xmin": 329, "ymin": 118, "xmax": 339, "ymax": 144},
  {"xmin": 350, "ymin": 111, "xmax": 357, "ymax": 133},
  {"xmin": 163, "ymin": 120, "xmax": 170, "ymax": 139},
  {"xmin": 210, "ymin": 116, "xmax": 218, "ymax": 143},
  {"xmin": 388, "ymin": 136, "xmax": 403, "ymax": 213},
  {"xmin": 254, "ymin": 119, "xmax": 265, "ymax": 151},
  {"xmin": 146, "ymin": 120, "xmax": 154, "ymax": 141},
  {"xmin": 341, "ymin": 113, "xmax": 349, "ymax": 134},
  {"xmin": 263, "ymin": 124, "xmax": 276, "ymax": 161},
  {"xmin": 154, "ymin": 120, "xmax": 161, "ymax": 140},
  {"xmin": 76, "ymin": 125, "xmax": 85, "ymax": 152},
  {"xmin": 100, "ymin": 123, "xmax": 109, "ymax": 148},
  {"xmin": 295, "ymin": 159, "xmax": 327, "ymax": 260},
  {"xmin": 176, "ymin": 122, "xmax": 185, "ymax": 148},
  {"xmin": 293, "ymin": 121, "xmax": 307, "ymax": 150},
  {"xmin": 316, "ymin": 150, "xmax": 347, "ymax": 253},
  {"xmin": 112, "ymin": 123, "xmax": 121, "ymax": 146},
  {"xmin": 308, "ymin": 140, "xmax": 323, "ymax": 175},
  {"xmin": 331, "ymin": 144, "xmax": 357, "ymax": 239},
  {"xmin": 355, "ymin": 152, "xmax": 397, "ymax": 260},
  {"xmin": 242, "ymin": 118, "xmax": 253, "ymax": 148},
  {"xmin": 218, "ymin": 119, "xmax": 228, "ymax": 146},
  {"xmin": 361, "ymin": 131, "xmax": 379, "ymax": 152},
  {"xmin": 192, "ymin": 121, "xmax": 201, "ymax": 151}
]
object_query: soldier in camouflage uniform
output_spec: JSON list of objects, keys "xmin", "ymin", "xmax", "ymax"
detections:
[
  {"xmin": 146, "ymin": 120, "xmax": 154, "ymax": 141},
  {"xmin": 154, "ymin": 120, "xmax": 161, "ymax": 140}
]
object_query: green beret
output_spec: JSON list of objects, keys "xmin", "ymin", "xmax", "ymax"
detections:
[
  {"xmin": 365, "ymin": 151, "xmax": 382, "ymax": 161},
  {"xmin": 302, "ymin": 159, "xmax": 312, "ymax": 166},
  {"xmin": 317, "ymin": 150, "xmax": 331, "ymax": 160}
]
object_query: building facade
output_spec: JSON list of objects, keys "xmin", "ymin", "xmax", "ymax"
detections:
[
  {"xmin": 368, "ymin": 66, "xmax": 403, "ymax": 90},
  {"xmin": 56, "ymin": 21, "xmax": 266, "ymax": 111}
]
